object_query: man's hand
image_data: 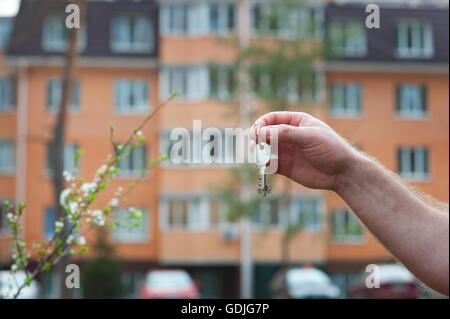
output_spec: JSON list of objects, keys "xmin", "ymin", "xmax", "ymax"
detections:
[
  {"xmin": 251, "ymin": 111, "xmax": 360, "ymax": 191},
  {"xmin": 252, "ymin": 111, "xmax": 449, "ymax": 296}
]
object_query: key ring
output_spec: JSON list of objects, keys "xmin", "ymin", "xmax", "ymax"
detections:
[{"xmin": 255, "ymin": 126, "xmax": 261, "ymax": 146}]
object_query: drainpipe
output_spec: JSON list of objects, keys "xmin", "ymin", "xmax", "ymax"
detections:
[
  {"xmin": 15, "ymin": 59, "xmax": 28, "ymax": 235},
  {"xmin": 238, "ymin": 0, "xmax": 253, "ymax": 299}
]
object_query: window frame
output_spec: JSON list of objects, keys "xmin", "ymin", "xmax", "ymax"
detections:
[
  {"xmin": 41, "ymin": 14, "xmax": 86, "ymax": 52},
  {"xmin": 0, "ymin": 198, "xmax": 13, "ymax": 236},
  {"xmin": 159, "ymin": 195, "xmax": 225, "ymax": 232},
  {"xmin": 114, "ymin": 78, "xmax": 150, "ymax": 114},
  {"xmin": 398, "ymin": 146, "xmax": 429, "ymax": 181},
  {"xmin": 329, "ymin": 83, "xmax": 362, "ymax": 117},
  {"xmin": 112, "ymin": 207, "xmax": 150, "ymax": 243},
  {"xmin": 46, "ymin": 78, "xmax": 81, "ymax": 112},
  {"xmin": 396, "ymin": 84, "xmax": 427, "ymax": 118},
  {"xmin": 397, "ymin": 20, "xmax": 434, "ymax": 59},
  {"xmin": 0, "ymin": 77, "xmax": 15, "ymax": 112},
  {"xmin": 0, "ymin": 140, "xmax": 15, "ymax": 174},
  {"xmin": 45, "ymin": 143, "xmax": 80, "ymax": 176},
  {"xmin": 329, "ymin": 20, "xmax": 367, "ymax": 57},
  {"xmin": 117, "ymin": 145, "xmax": 148, "ymax": 178},
  {"xmin": 331, "ymin": 209, "xmax": 364, "ymax": 244},
  {"xmin": 111, "ymin": 15, "xmax": 154, "ymax": 54}
]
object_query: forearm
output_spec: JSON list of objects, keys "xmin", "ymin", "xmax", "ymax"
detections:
[{"xmin": 335, "ymin": 153, "xmax": 449, "ymax": 295}]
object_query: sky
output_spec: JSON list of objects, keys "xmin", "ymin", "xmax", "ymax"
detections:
[{"xmin": 0, "ymin": 0, "xmax": 20, "ymax": 17}]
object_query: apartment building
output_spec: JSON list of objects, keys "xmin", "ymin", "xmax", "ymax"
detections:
[
  {"xmin": 0, "ymin": 0, "xmax": 448, "ymax": 298},
  {"xmin": 1, "ymin": 0, "xmax": 160, "ymax": 297}
]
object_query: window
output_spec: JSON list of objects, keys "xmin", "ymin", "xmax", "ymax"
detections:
[
  {"xmin": 0, "ymin": 200, "xmax": 13, "ymax": 234},
  {"xmin": 0, "ymin": 18, "xmax": 12, "ymax": 49},
  {"xmin": 251, "ymin": 68, "xmax": 321, "ymax": 103},
  {"xmin": 398, "ymin": 147, "xmax": 429, "ymax": 180},
  {"xmin": 252, "ymin": 198, "xmax": 283, "ymax": 228},
  {"xmin": 209, "ymin": 3, "xmax": 236, "ymax": 33},
  {"xmin": 331, "ymin": 209, "xmax": 363, "ymax": 243},
  {"xmin": 47, "ymin": 79, "xmax": 80, "ymax": 112},
  {"xmin": 162, "ymin": 4, "xmax": 189, "ymax": 35},
  {"xmin": 46, "ymin": 143, "xmax": 79, "ymax": 174},
  {"xmin": 290, "ymin": 197, "xmax": 322, "ymax": 231},
  {"xmin": 251, "ymin": 4, "xmax": 323, "ymax": 39},
  {"xmin": 329, "ymin": 21, "xmax": 367, "ymax": 57},
  {"xmin": 118, "ymin": 146, "xmax": 147, "ymax": 177},
  {"xmin": 209, "ymin": 65, "xmax": 236, "ymax": 99},
  {"xmin": 44, "ymin": 208, "xmax": 55, "ymax": 239},
  {"xmin": 160, "ymin": 196, "xmax": 222, "ymax": 231},
  {"xmin": 42, "ymin": 14, "xmax": 85, "ymax": 52},
  {"xmin": 329, "ymin": 83, "xmax": 361, "ymax": 116},
  {"xmin": 159, "ymin": 129, "xmax": 239, "ymax": 166},
  {"xmin": 111, "ymin": 16, "xmax": 154, "ymax": 53},
  {"xmin": 113, "ymin": 207, "xmax": 149, "ymax": 243},
  {"xmin": 160, "ymin": 3, "xmax": 235, "ymax": 36},
  {"xmin": 115, "ymin": 79, "xmax": 149, "ymax": 113},
  {"xmin": 0, "ymin": 140, "xmax": 14, "ymax": 174},
  {"xmin": 396, "ymin": 84, "xmax": 427, "ymax": 118},
  {"xmin": 0, "ymin": 77, "xmax": 15, "ymax": 111},
  {"xmin": 160, "ymin": 66, "xmax": 208, "ymax": 101},
  {"xmin": 252, "ymin": 197, "xmax": 322, "ymax": 230},
  {"xmin": 397, "ymin": 21, "xmax": 434, "ymax": 58}
]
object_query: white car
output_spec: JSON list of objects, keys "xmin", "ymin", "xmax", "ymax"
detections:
[
  {"xmin": 270, "ymin": 267, "xmax": 341, "ymax": 299},
  {"xmin": 0, "ymin": 270, "xmax": 40, "ymax": 299}
]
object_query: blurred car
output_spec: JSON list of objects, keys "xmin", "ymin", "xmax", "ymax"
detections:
[
  {"xmin": 347, "ymin": 264, "xmax": 421, "ymax": 299},
  {"xmin": 0, "ymin": 270, "xmax": 40, "ymax": 299},
  {"xmin": 269, "ymin": 266, "xmax": 341, "ymax": 299},
  {"xmin": 139, "ymin": 269, "xmax": 200, "ymax": 299}
]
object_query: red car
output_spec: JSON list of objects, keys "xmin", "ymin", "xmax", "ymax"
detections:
[
  {"xmin": 347, "ymin": 264, "xmax": 421, "ymax": 299},
  {"xmin": 139, "ymin": 269, "xmax": 200, "ymax": 299}
]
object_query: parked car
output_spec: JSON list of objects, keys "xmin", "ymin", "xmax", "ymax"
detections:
[
  {"xmin": 347, "ymin": 264, "xmax": 421, "ymax": 299},
  {"xmin": 270, "ymin": 266, "xmax": 341, "ymax": 299},
  {"xmin": 0, "ymin": 270, "xmax": 40, "ymax": 299},
  {"xmin": 139, "ymin": 269, "xmax": 200, "ymax": 299}
]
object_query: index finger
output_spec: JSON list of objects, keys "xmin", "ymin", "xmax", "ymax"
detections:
[
  {"xmin": 251, "ymin": 111, "xmax": 309, "ymax": 140},
  {"xmin": 254, "ymin": 111, "xmax": 309, "ymax": 128}
]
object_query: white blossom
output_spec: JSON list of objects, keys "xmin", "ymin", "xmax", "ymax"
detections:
[
  {"xmin": 66, "ymin": 234, "xmax": 75, "ymax": 244},
  {"xmin": 109, "ymin": 198, "xmax": 119, "ymax": 208},
  {"xmin": 136, "ymin": 131, "xmax": 143, "ymax": 137},
  {"xmin": 6, "ymin": 213, "xmax": 15, "ymax": 223},
  {"xmin": 76, "ymin": 236, "xmax": 86, "ymax": 246},
  {"xmin": 115, "ymin": 187, "xmax": 123, "ymax": 196},
  {"xmin": 11, "ymin": 264, "xmax": 18, "ymax": 272},
  {"xmin": 97, "ymin": 164, "xmax": 108, "ymax": 176},
  {"xmin": 81, "ymin": 182, "xmax": 97, "ymax": 196},
  {"xmin": 69, "ymin": 202, "xmax": 79, "ymax": 214},
  {"xmin": 55, "ymin": 221, "xmax": 64, "ymax": 233},
  {"xmin": 63, "ymin": 170, "xmax": 74, "ymax": 182},
  {"xmin": 92, "ymin": 210, "xmax": 105, "ymax": 226},
  {"xmin": 60, "ymin": 188, "xmax": 72, "ymax": 206}
]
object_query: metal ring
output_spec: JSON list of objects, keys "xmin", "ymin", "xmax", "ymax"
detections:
[{"xmin": 256, "ymin": 126, "xmax": 261, "ymax": 146}]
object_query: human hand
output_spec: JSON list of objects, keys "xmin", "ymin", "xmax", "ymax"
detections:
[{"xmin": 251, "ymin": 111, "xmax": 361, "ymax": 191}]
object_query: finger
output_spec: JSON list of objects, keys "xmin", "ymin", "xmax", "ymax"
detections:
[
  {"xmin": 254, "ymin": 111, "xmax": 309, "ymax": 128},
  {"xmin": 258, "ymin": 124, "xmax": 314, "ymax": 146}
]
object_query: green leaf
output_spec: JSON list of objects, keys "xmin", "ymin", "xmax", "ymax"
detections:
[
  {"xmin": 44, "ymin": 262, "xmax": 52, "ymax": 272},
  {"xmin": 169, "ymin": 90, "xmax": 182, "ymax": 99},
  {"xmin": 25, "ymin": 276, "xmax": 34, "ymax": 286}
]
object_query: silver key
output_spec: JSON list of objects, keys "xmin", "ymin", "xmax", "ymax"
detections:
[{"xmin": 255, "ymin": 142, "xmax": 272, "ymax": 196}]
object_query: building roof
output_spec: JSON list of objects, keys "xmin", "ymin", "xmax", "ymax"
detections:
[
  {"xmin": 326, "ymin": 2, "xmax": 449, "ymax": 65},
  {"xmin": 6, "ymin": 0, "xmax": 159, "ymax": 60}
]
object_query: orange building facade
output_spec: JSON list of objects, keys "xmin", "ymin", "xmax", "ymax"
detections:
[{"xmin": 0, "ymin": 1, "xmax": 448, "ymax": 298}]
